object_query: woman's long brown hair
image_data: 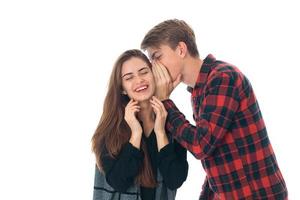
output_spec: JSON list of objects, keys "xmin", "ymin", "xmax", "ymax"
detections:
[{"xmin": 92, "ymin": 49, "xmax": 156, "ymax": 188}]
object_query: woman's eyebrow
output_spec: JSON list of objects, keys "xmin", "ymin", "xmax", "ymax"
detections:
[
  {"xmin": 122, "ymin": 66, "xmax": 149, "ymax": 78},
  {"xmin": 138, "ymin": 67, "xmax": 149, "ymax": 72},
  {"xmin": 121, "ymin": 72, "xmax": 133, "ymax": 78}
]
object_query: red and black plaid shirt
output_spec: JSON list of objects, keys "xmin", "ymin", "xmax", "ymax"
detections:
[{"xmin": 163, "ymin": 54, "xmax": 287, "ymax": 199}]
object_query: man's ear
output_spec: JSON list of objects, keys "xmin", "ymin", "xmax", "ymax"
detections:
[{"xmin": 177, "ymin": 41, "xmax": 188, "ymax": 58}]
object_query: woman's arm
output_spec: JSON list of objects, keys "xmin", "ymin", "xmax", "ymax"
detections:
[
  {"xmin": 157, "ymin": 140, "xmax": 188, "ymax": 190},
  {"xmin": 101, "ymin": 99, "xmax": 144, "ymax": 192},
  {"xmin": 155, "ymin": 131, "xmax": 169, "ymax": 151},
  {"xmin": 150, "ymin": 96, "xmax": 169, "ymax": 151},
  {"xmin": 101, "ymin": 142, "xmax": 144, "ymax": 192},
  {"xmin": 150, "ymin": 96, "xmax": 188, "ymax": 189}
]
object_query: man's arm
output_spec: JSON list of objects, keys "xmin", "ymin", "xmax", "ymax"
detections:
[{"xmin": 163, "ymin": 73, "xmax": 240, "ymax": 159}]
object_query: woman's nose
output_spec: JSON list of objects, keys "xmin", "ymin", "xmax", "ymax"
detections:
[{"xmin": 135, "ymin": 75, "xmax": 145, "ymax": 83}]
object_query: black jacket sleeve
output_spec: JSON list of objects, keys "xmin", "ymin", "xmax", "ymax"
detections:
[
  {"xmin": 101, "ymin": 142, "xmax": 144, "ymax": 192},
  {"xmin": 157, "ymin": 140, "xmax": 189, "ymax": 190}
]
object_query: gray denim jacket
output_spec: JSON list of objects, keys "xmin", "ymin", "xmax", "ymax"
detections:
[{"xmin": 93, "ymin": 166, "xmax": 176, "ymax": 200}]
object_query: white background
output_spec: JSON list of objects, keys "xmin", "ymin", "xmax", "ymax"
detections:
[{"xmin": 0, "ymin": 0, "xmax": 299, "ymax": 199}]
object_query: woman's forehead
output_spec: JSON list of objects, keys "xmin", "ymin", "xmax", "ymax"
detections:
[{"xmin": 122, "ymin": 58, "xmax": 150, "ymax": 72}]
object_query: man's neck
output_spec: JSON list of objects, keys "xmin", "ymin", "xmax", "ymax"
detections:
[{"xmin": 181, "ymin": 57, "xmax": 203, "ymax": 88}]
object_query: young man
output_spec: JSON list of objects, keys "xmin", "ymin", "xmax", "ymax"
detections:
[{"xmin": 141, "ymin": 19, "xmax": 288, "ymax": 199}]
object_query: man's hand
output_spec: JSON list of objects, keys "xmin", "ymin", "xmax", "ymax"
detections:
[{"xmin": 152, "ymin": 61, "xmax": 181, "ymax": 101}]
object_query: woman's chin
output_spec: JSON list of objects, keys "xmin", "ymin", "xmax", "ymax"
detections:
[{"xmin": 133, "ymin": 94, "xmax": 153, "ymax": 102}]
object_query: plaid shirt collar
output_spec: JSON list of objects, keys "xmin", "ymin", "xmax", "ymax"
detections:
[{"xmin": 187, "ymin": 54, "xmax": 217, "ymax": 96}]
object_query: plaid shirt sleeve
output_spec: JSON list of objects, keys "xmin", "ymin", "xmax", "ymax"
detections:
[{"xmin": 163, "ymin": 73, "xmax": 239, "ymax": 159}]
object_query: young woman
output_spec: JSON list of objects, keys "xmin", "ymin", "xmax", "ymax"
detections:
[{"xmin": 92, "ymin": 49, "xmax": 188, "ymax": 200}]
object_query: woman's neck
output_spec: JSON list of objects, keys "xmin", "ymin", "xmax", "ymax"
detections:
[{"xmin": 137, "ymin": 101, "xmax": 154, "ymax": 137}]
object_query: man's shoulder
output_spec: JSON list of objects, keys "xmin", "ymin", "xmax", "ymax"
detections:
[
  {"xmin": 214, "ymin": 59, "xmax": 241, "ymax": 73},
  {"xmin": 205, "ymin": 62, "xmax": 247, "ymax": 92},
  {"xmin": 209, "ymin": 59, "xmax": 244, "ymax": 81}
]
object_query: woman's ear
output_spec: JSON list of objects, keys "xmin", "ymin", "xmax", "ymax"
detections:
[{"xmin": 122, "ymin": 90, "xmax": 127, "ymax": 95}]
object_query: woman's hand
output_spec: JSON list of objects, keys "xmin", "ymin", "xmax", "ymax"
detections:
[
  {"xmin": 150, "ymin": 96, "xmax": 167, "ymax": 134},
  {"xmin": 124, "ymin": 99, "xmax": 142, "ymax": 149},
  {"xmin": 124, "ymin": 99, "xmax": 142, "ymax": 133},
  {"xmin": 150, "ymin": 96, "xmax": 169, "ymax": 151}
]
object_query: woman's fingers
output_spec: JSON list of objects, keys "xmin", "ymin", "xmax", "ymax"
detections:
[
  {"xmin": 126, "ymin": 99, "xmax": 139, "ymax": 109},
  {"xmin": 129, "ymin": 99, "xmax": 138, "ymax": 105},
  {"xmin": 152, "ymin": 96, "xmax": 165, "ymax": 107},
  {"xmin": 125, "ymin": 100, "xmax": 140, "ymax": 117},
  {"xmin": 150, "ymin": 97, "xmax": 166, "ymax": 117},
  {"xmin": 152, "ymin": 97, "xmax": 167, "ymax": 112},
  {"xmin": 132, "ymin": 105, "xmax": 140, "ymax": 110},
  {"xmin": 151, "ymin": 103, "xmax": 159, "ymax": 115},
  {"xmin": 150, "ymin": 100, "xmax": 160, "ymax": 110}
]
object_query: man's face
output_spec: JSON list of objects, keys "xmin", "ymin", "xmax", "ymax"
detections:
[{"xmin": 146, "ymin": 44, "xmax": 183, "ymax": 81}]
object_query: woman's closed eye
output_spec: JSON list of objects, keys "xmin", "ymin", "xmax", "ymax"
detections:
[
  {"xmin": 123, "ymin": 75, "xmax": 133, "ymax": 81},
  {"xmin": 139, "ymin": 68, "xmax": 149, "ymax": 75}
]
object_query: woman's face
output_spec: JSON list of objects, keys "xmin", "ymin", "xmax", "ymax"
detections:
[{"xmin": 121, "ymin": 57, "xmax": 155, "ymax": 102}]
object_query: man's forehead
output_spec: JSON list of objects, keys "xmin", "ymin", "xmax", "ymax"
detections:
[
  {"xmin": 147, "ymin": 46, "xmax": 161, "ymax": 58},
  {"xmin": 148, "ymin": 44, "xmax": 170, "ymax": 53},
  {"xmin": 147, "ymin": 46, "xmax": 160, "ymax": 53}
]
